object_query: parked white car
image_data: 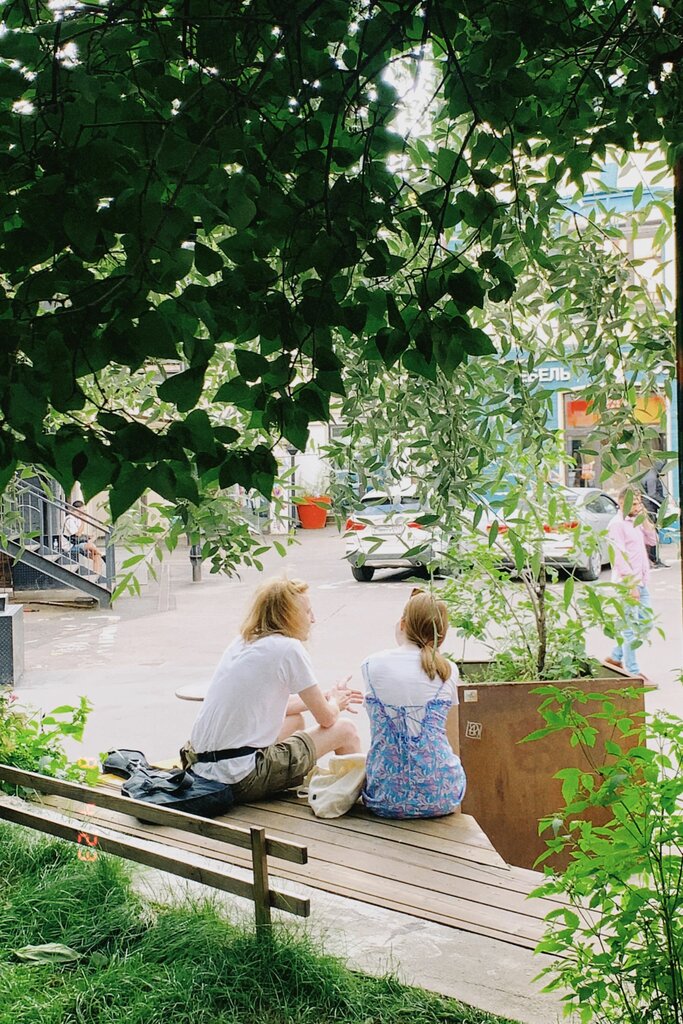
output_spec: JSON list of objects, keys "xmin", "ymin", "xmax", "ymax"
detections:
[
  {"xmin": 344, "ymin": 489, "xmax": 448, "ymax": 582},
  {"xmin": 481, "ymin": 486, "xmax": 619, "ymax": 580}
]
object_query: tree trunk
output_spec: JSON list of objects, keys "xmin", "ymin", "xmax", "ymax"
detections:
[
  {"xmin": 674, "ymin": 157, "xmax": 683, "ymax": 628},
  {"xmin": 536, "ymin": 565, "xmax": 547, "ymax": 678}
]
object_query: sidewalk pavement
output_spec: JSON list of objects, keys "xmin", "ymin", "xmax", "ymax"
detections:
[{"xmin": 11, "ymin": 529, "xmax": 682, "ymax": 1023}]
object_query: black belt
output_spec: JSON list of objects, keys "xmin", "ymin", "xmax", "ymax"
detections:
[{"xmin": 194, "ymin": 746, "xmax": 260, "ymax": 763}]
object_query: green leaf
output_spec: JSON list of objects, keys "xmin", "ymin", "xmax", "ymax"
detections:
[
  {"xmin": 436, "ymin": 147, "xmax": 460, "ymax": 182},
  {"xmin": 386, "ymin": 292, "xmax": 404, "ymax": 330},
  {"xmin": 458, "ymin": 324, "xmax": 495, "ymax": 356},
  {"xmin": 375, "ymin": 328, "xmax": 410, "ymax": 368},
  {"xmin": 14, "ymin": 943, "xmax": 81, "ymax": 964},
  {"xmin": 109, "ymin": 466, "xmax": 150, "ymax": 521},
  {"xmin": 213, "ymin": 377, "xmax": 255, "ymax": 406},
  {"xmin": 227, "ymin": 179, "xmax": 257, "ymax": 230},
  {"xmin": 157, "ymin": 366, "xmax": 206, "ymax": 412},
  {"xmin": 235, "ymin": 350, "xmax": 269, "ymax": 381},
  {"xmin": 63, "ymin": 209, "xmax": 98, "ymax": 257},
  {"xmin": 509, "ymin": 533, "xmax": 525, "ymax": 570},
  {"xmin": 401, "ymin": 348, "xmax": 437, "ymax": 382},
  {"xmin": 280, "ymin": 401, "xmax": 309, "ymax": 451},
  {"xmin": 448, "ymin": 269, "xmax": 486, "ymax": 311},
  {"xmin": 194, "ymin": 243, "xmax": 223, "ymax": 276}
]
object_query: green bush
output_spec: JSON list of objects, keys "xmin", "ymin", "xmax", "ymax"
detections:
[
  {"xmin": 530, "ymin": 687, "xmax": 683, "ymax": 1024},
  {"xmin": 0, "ymin": 691, "xmax": 99, "ymax": 788}
]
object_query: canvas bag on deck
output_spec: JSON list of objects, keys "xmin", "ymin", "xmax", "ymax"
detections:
[{"xmin": 305, "ymin": 753, "xmax": 366, "ymax": 819}]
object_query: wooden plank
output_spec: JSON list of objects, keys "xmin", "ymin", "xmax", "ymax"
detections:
[
  {"xmin": 267, "ymin": 791, "xmax": 500, "ymax": 846},
  {"xmin": 0, "ymin": 797, "xmax": 309, "ymax": 919},
  {"xmin": 61, "ymin": 802, "xmax": 557, "ymax": 937},
  {"xmin": 0, "ymin": 798, "xmax": 254, "ymax": 898},
  {"xmin": 275, "ymin": 791, "xmax": 499, "ymax": 847},
  {"xmin": 42, "ymin": 789, "xmax": 549, "ymax": 907},
  {"xmin": 63, "ymin": 802, "xmax": 555, "ymax": 946},
  {"xmin": 106, "ymin": 775, "xmax": 498, "ymax": 855},
  {"xmin": 95, "ymin": 774, "xmax": 501, "ymax": 868},
  {"xmin": 263, "ymin": 854, "xmax": 546, "ymax": 946},
  {"xmin": 71, "ymin": 807, "xmax": 544, "ymax": 947},
  {"xmin": 71, "ymin": 800, "xmax": 543, "ymax": 919},
  {"xmin": 250, "ymin": 827, "xmax": 271, "ymax": 933},
  {"xmin": 298, "ymin": 876, "xmax": 545, "ymax": 948},
  {"xmin": 0, "ymin": 764, "xmax": 306, "ymax": 865},
  {"xmin": 275, "ymin": 873, "xmax": 545, "ymax": 949},
  {"xmin": 274, "ymin": 793, "xmax": 502, "ymax": 855},
  {"xmin": 243, "ymin": 797, "xmax": 507, "ymax": 868},
  {"xmin": 222, "ymin": 808, "xmax": 557, "ymax": 913}
]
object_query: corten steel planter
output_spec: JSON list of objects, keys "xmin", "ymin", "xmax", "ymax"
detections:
[
  {"xmin": 446, "ymin": 661, "xmax": 647, "ymax": 871},
  {"xmin": 297, "ymin": 496, "xmax": 331, "ymax": 529}
]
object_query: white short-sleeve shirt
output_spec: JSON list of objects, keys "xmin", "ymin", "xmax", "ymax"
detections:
[
  {"xmin": 62, "ymin": 514, "xmax": 83, "ymax": 551},
  {"xmin": 190, "ymin": 633, "xmax": 319, "ymax": 784},
  {"xmin": 362, "ymin": 643, "xmax": 458, "ymax": 736}
]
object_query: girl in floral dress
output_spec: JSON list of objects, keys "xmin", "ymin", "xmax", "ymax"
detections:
[{"xmin": 362, "ymin": 591, "xmax": 466, "ymax": 818}]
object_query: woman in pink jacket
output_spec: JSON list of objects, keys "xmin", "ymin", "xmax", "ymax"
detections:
[{"xmin": 605, "ymin": 488, "xmax": 657, "ymax": 677}]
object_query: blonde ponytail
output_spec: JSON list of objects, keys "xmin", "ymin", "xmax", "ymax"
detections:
[
  {"xmin": 403, "ymin": 592, "xmax": 451, "ymax": 682},
  {"xmin": 419, "ymin": 645, "xmax": 452, "ymax": 682}
]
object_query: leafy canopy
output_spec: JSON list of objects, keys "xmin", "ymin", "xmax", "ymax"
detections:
[{"xmin": 0, "ymin": 0, "xmax": 681, "ymax": 517}]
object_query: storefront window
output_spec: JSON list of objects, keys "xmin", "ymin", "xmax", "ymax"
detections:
[{"xmin": 563, "ymin": 392, "xmax": 667, "ymax": 489}]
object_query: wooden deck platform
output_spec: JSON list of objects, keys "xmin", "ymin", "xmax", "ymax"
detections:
[{"xmin": 63, "ymin": 783, "xmax": 557, "ymax": 951}]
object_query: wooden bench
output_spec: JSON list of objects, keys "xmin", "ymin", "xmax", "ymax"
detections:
[{"xmin": 0, "ymin": 764, "xmax": 309, "ymax": 933}]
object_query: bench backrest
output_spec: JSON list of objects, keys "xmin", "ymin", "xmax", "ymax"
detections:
[{"xmin": 0, "ymin": 764, "xmax": 309, "ymax": 930}]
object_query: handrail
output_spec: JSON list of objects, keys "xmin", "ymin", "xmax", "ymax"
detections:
[
  {"xmin": 0, "ymin": 764, "xmax": 310, "ymax": 928},
  {"xmin": 1, "ymin": 482, "xmax": 116, "ymax": 591},
  {"xmin": 18, "ymin": 481, "xmax": 107, "ymax": 535}
]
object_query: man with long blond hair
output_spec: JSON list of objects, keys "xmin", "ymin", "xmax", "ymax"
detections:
[{"xmin": 185, "ymin": 578, "xmax": 362, "ymax": 803}]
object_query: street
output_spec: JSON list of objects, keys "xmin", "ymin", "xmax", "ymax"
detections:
[{"xmin": 15, "ymin": 526, "xmax": 683, "ymax": 760}]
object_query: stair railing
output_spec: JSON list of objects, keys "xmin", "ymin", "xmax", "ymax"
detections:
[{"xmin": 2, "ymin": 483, "xmax": 116, "ymax": 591}]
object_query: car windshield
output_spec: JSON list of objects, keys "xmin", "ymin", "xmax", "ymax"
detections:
[{"xmin": 357, "ymin": 493, "xmax": 421, "ymax": 515}]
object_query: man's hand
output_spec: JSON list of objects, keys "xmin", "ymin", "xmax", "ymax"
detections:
[{"xmin": 328, "ymin": 676, "xmax": 364, "ymax": 714}]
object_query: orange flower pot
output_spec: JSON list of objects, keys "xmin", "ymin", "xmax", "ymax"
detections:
[{"xmin": 297, "ymin": 496, "xmax": 331, "ymax": 529}]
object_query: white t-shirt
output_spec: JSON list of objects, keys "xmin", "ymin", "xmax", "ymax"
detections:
[
  {"xmin": 362, "ymin": 643, "xmax": 458, "ymax": 736},
  {"xmin": 62, "ymin": 514, "xmax": 84, "ymax": 550},
  {"xmin": 190, "ymin": 634, "xmax": 319, "ymax": 784}
]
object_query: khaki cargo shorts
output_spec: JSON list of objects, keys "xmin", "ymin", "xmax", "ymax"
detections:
[{"xmin": 231, "ymin": 731, "xmax": 316, "ymax": 804}]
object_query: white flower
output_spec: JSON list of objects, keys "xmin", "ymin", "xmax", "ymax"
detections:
[{"xmin": 12, "ymin": 99, "xmax": 35, "ymax": 115}]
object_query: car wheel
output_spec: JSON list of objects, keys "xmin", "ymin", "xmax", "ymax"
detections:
[
  {"xmin": 574, "ymin": 550, "xmax": 601, "ymax": 582},
  {"xmin": 351, "ymin": 565, "xmax": 375, "ymax": 582}
]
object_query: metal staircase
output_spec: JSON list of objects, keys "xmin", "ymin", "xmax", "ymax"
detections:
[{"xmin": 1, "ymin": 483, "xmax": 116, "ymax": 608}]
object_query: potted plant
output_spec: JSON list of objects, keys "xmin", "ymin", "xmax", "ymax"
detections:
[
  {"xmin": 437, "ymin": 480, "xmax": 650, "ymax": 869},
  {"xmin": 296, "ymin": 472, "xmax": 332, "ymax": 530}
]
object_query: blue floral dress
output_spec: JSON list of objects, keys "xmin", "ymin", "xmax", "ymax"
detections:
[{"xmin": 362, "ymin": 667, "xmax": 466, "ymax": 819}]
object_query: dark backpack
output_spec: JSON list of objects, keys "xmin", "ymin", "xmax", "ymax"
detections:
[
  {"xmin": 104, "ymin": 749, "xmax": 233, "ymax": 817},
  {"xmin": 121, "ymin": 765, "xmax": 234, "ymax": 817}
]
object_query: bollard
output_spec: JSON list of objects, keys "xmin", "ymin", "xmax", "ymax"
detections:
[{"xmin": 189, "ymin": 544, "xmax": 202, "ymax": 583}]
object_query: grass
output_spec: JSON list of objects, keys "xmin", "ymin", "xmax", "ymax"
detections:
[{"xmin": 0, "ymin": 824, "xmax": 519, "ymax": 1024}]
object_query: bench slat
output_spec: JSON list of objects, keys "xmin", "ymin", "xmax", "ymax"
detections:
[
  {"xmin": 0, "ymin": 764, "xmax": 306, "ymax": 865},
  {"xmin": 243, "ymin": 795, "xmax": 506, "ymax": 868}
]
